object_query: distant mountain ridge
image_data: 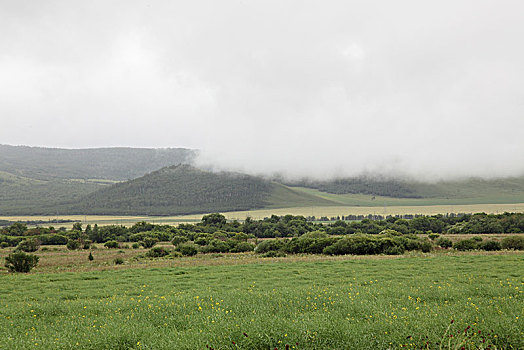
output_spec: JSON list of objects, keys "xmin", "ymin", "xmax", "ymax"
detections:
[
  {"xmin": 0, "ymin": 144, "xmax": 196, "ymax": 180},
  {"xmin": 0, "ymin": 145, "xmax": 196, "ymax": 214}
]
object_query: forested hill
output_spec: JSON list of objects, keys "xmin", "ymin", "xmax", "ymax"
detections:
[
  {"xmin": 287, "ymin": 177, "xmax": 421, "ymax": 198},
  {"xmin": 0, "ymin": 144, "xmax": 195, "ymax": 180},
  {"xmin": 286, "ymin": 175, "xmax": 524, "ymax": 199},
  {"xmin": 62, "ymin": 165, "xmax": 275, "ymax": 215}
]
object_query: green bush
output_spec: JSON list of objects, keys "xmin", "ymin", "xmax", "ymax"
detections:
[
  {"xmin": 146, "ymin": 246, "xmax": 170, "ymax": 258},
  {"xmin": 501, "ymin": 236, "xmax": 524, "ymax": 250},
  {"xmin": 419, "ymin": 241, "xmax": 433, "ymax": 253},
  {"xmin": 131, "ymin": 243, "xmax": 140, "ymax": 249},
  {"xmin": 17, "ymin": 238, "xmax": 40, "ymax": 252},
  {"xmin": 200, "ymin": 239, "xmax": 230, "ymax": 253},
  {"xmin": 104, "ymin": 241, "xmax": 119, "ymax": 249},
  {"xmin": 82, "ymin": 240, "xmax": 92, "ymax": 249},
  {"xmin": 177, "ymin": 243, "xmax": 198, "ymax": 256},
  {"xmin": 88, "ymin": 252, "xmax": 94, "ymax": 261},
  {"xmin": 114, "ymin": 257, "xmax": 124, "ymax": 265},
  {"xmin": 453, "ymin": 239, "xmax": 478, "ymax": 251},
  {"xmin": 171, "ymin": 235, "xmax": 189, "ymax": 246},
  {"xmin": 479, "ymin": 240, "xmax": 501, "ymax": 251},
  {"xmin": 436, "ymin": 237, "xmax": 453, "ymax": 248},
  {"xmin": 38, "ymin": 234, "xmax": 68, "ymax": 245},
  {"xmin": 384, "ymin": 245, "xmax": 404, "ymax": 255},
  {"xmin": 379, "ymin": 229, "xmax": 403, "ymax": 236},
  {"xmin": 230, "ymin": 241, "xmax": 255, "ymax": 253},
  {"xmin": 66, "ymin": 239, "xmax": 81, "ymax": 250},
  {"xmin": 141, "ymin": 237, "xmax": 158, "ymax": 249},
  {"xmin": 4, "ymin": 252, "xmax": 39, "ymax": 273},
  {"xmin": 428, "ymin": 233, "xmax": 440, "ymax": 240},
  {"xmin": 255, "ymin": 239, "xmax": 287, "ymax": 254}
]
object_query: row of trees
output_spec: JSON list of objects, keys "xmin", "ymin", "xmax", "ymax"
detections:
[{"xmin": 1, "ymin": 213, "xmax": 524, "ymax": 248}]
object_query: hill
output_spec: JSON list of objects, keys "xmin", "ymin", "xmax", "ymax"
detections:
[
  {"xmin": 0, "ymin": 144, "xmax": 195, "ymax": 181},
  {"xmin": 0, "ymin": 145, "xmax": 195, "ymax": 215},
  {"xmin": 286, "ymin": 175, "xmax": 524, "ymax": 200},
  {"xmin": 1, "ymin": 144, "xmax": 524, "ymax": 216},
  {"xmin": 59, "ymin": 165, "xmax": 280, "ymax": 215}
]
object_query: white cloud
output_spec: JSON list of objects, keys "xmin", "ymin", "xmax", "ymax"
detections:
[{"xmin": 0, "ymin": 0, "xmax": 523, "ymax": 180}]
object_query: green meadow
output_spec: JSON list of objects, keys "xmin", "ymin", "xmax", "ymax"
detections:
[{"xmin": 0, "ymin": 253, "xmax": 522, "ymax": 349}]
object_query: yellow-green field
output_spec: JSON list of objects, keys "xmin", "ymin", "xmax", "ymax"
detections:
[{"xmin": 2, "ymin": 202, "xmax": 523, "ymax": 228}]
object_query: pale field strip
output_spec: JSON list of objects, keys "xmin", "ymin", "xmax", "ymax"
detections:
[{"xmin": 1, "ymin": 203, "xmax": 523, "ymax": 227}]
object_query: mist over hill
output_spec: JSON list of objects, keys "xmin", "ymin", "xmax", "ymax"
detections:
[
  {"xmin": 0, "ymin": 144, "xmax": 195, "ymax": 180},
  {"xmin": 1, "ymin": 145, "xmax": 524, "ymax": 216}
]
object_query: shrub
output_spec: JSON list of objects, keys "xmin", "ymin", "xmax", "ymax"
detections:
[
  {"xmin": 146, "ymin": 246, "xmax": 170, "ymax": 258},
  {"xmin": 82, "ymin": 240, "xmax": 92, "ymax": 249},
  {"xmin": 255, "ymin": 239, "xmax": 287, "ymax": 254},
  {"xmin": 177, "ymin": 243, "xmax": 198, "ymax": 256},
  {"xmin": 428, "ymin": 233, "xmax": 440, "ymax": 240},
  {"xmin": 141, "ymin": 237, "xmax": 158, "ymax": 248},
  {"xmin": 419, "ymin": 241, "xmax": 433, "ymax": 253},
  {"xmin": 436, "ymin": 237, "xmax": 453, "ymax": 248},
  {"xmin": 88, "ymin": 252, "xmax": 94, "ymax": 261},
  {"xmin": 66, "ymin": 239, "xmax": 81, "ymax": 250},
  {"xmin": 114, "ymin": 257, "xmax": 124, "ymax": 265},
  {"xmin": 479, "ymin": 240, "xmax": 501, "ymax": 251},
  {"xmin": 171, "ymin": 235, "xmax": 189, "ymax": 246},
  {"xmin": 501, "ymin": 236, "xmax": 524, "ymax": 250},
  {"xmin": 230, "ymin": 241, "xmax": 255, "ymax": 253},
  {"xmin": 194, "ymin": 236, "xmax": 210, "ymax": 246},
  {"xmin": 384, "ymin": 246, "xmax": 404, "ymax": 255},
  {"xmin": 200, "ymin": 239, "xmax": 230, "ymax": 253},
  {"xmin": 0, "ymin": 242, "xmax": 9, "ymax": 248},
  {"xmin": 453, "ymin": 239, "xmax": 478, "ymax": 251},
  {"xmin": 104, "ymin": 241, "xmax": 119, "ymax": 249},
  {"xmin": 38, "ymin": 234, "xmax": 68, "ymax": 245},
  {"xmin": 17, "ymin": 238, "xmax": 40, "ymax": 252},
  {"xmin": 262, "ymin": 251, "xmax": 286, "ymax": 258},
  {"xmin": 379, "ymin": 229, "xmax": 403, "ymax": 236},
  {"xmin": 4, "ymin": 252, "xmax": 39, "ymax": 273},
  {"xmin": 131, "ymin": 243, "xmax": 140, "ymax": 249}
]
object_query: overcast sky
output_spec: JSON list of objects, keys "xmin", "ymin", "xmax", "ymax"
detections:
[{"xmin": 1, "ymin": 1, "xmax": 523, "ymax": 180}]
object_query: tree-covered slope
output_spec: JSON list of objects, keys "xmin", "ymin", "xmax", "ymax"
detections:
[
  {"xmin": 61, "ymin": 165, "xmax": 276, "ymax": 215},
  {"xmin": 287, "ymin": 175, "xmax": 524, "ymax": 200},
  {"xmin": 0, "ymin": 144, "xmax": 195, "ymax": 181}
]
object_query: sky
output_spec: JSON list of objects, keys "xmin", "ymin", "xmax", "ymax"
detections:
[{"xmin": 1, "ymin": 0, "xmax": 523, "ymax": 180}]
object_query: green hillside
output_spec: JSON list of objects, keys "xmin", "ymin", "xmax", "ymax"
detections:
[
  {"xmin": 0, "ymin": 145, "xmax": 195, "ymax": 215},
  {"xmin": 286, "ymin": 175, "xmax": 524, "ymax": 199},
  {"xmin": 59, "ymin": 165, "xmax": 276, "ymax": 215}
]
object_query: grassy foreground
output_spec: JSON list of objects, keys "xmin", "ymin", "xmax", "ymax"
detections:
[{"xmin": 0, "ymin": 254, "xmax": 522, "ymax": 349}]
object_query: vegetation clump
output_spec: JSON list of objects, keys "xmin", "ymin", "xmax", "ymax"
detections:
[
  {"xmin": 16, "ymin": 238, "xmax": 40, "ymax": 252},
  {"xmin": 501, "ymin": 235, "xmax": 524, "ymax": 250},
  {"xmin": 145, "ymin": 246, "xmax": 170, "ymax": 258},
  {"xmin": 4, "ymin": 251, "xmax": 39, "ymax": 272},
  {"xmin": 177, "ymin": 243, "xmax": 198, "ymax": 256},
  {"xmin": 104, "ymin": 241, "xmax": 119, "ymax": 249}
]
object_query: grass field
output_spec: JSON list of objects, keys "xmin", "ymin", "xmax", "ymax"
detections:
[{"xmin": 0, "ymin": 250, "xmax": 522, "ymax": 349}]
